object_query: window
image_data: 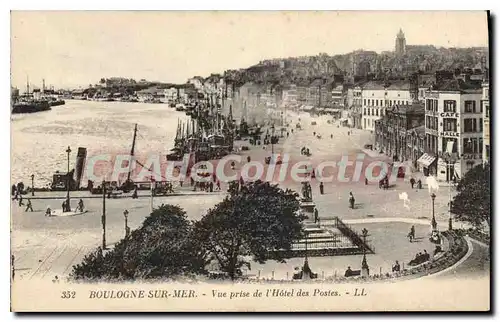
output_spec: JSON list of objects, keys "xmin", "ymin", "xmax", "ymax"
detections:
[
  {"xmin": 376, "ymin": 109, "xmax": 379, "ymax": 116},
  {"xmin": 479, "ymin": 138, "xmax": 483, "ymax": 154},
  {"xmin": 364, "ymin": 99, "xmax": 366, "ymax": 106},
  {"xmin": 442, "ymin": 138, "xmax": 458, "ymax": 153},
  {"xmin": 486, "ymin": 106, "xmax": 489, "ymax": 118},
  {"xmin": 464, "ymin": 100, "xmax": 476, "ymax": 113},
  {"xmin": 380, "ymin": 100, "xmax": 383, "ymax": 106},
  {"xmin": 463, "ymin": 138, "xmax": 473, "ymax": 153},
  {"xmin": 376, "ymin": 100, "xmax": 379, "ymax": 107},
  {"xmin": 480, "ymin": 118, "xmax": 483, "ymax": 132},
  {"xmin": 364, "ymin": 108, "xmax": 366, "ymax": 115},
  {"xmin": 444, "ymin": 100, "xmax": 456, "ymax": 113},
  {"xmin": 466, "ymin": 161, "xmax": 475, "ymax": 171},
  {"xmin": 443, "ymin": 118, "xmax": 457, "ymax": 132},
  {"xmin": 464, "ymin": 119, "xmax": 477, "ymax": 133}
]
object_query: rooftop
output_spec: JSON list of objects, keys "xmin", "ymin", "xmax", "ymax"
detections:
[{"xmin": 432, "ymin": 78, "xmax": 482, "ymax": 93}]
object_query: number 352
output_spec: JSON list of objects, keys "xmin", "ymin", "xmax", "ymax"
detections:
[{"xmin": 61, "ymin": 291, "xmax": 76, "ymax": 299}]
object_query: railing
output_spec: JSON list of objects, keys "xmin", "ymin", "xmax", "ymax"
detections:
[{"xmin": 334, "ymin": 217, "xmax": 375, "ymax": 254}]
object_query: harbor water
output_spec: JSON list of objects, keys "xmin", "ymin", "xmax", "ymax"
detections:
[{"xmin": 11, "ymin": 100, "xmax": 190, "ymax": 188}]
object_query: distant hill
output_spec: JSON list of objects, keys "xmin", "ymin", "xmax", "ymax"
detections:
[{"xmin": 222, "ymin": 46, "xmax": 489, "ymax": 86}]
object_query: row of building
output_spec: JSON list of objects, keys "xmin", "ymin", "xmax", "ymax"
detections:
[{"xmin": 371, "ymin": 74, "xmax": 489, "ymax": 182}]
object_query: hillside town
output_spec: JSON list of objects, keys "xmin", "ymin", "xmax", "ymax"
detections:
[{"xmin": 12, "ymin": 29, "xmax": 488, "ymax": 182}]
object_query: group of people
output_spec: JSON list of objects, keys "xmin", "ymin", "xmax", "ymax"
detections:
[
  {"xmin": 300, "ymin": 146, "xmax": 311, "ymax": 156},
  {"xmin": 378, "ymin": 175, "xmax": 390, "ymax": 190},
  {"xmin": 409, "ymin": 177, "xmax": 423, "ymax": 189},
  {"xmin": 409, "ymin": 250, "xmax": 431, "ymax": 266}
]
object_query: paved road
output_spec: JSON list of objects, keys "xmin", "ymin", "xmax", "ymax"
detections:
[{"xmin": 438, "ymin": 238, "xmax": 490, "ymax": 278}]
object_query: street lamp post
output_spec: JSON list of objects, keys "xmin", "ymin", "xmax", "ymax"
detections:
[
  {"xmin": 102, "ymin": 180, "xmax": 107, "ymax": 250},
  {"xmin": 271, "ymin": 124, "xmax": 275, "ymax": 155},
  {"xmin": 430, "ymin": 193, "xmax": 437, "ymax": 232},
  {"xmin": 31, "ymin": 174, "xmax": 34, "ymax": 196},
  {"xmin": 443, "ymin": 150, "xmax": 458, "ymax": 231},
  {"xmin": 361, "ymin": 228, "xmax": 370, "ymax": 277},
  {"xmin": 123, "ymin": 210, "xmax": 130, "ymax": 238},
  {"xmin": 65, "ymin": 146, "xmax": 71, "ymax": 212}
]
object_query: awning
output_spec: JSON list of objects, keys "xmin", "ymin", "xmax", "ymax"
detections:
[{"xmin": 417, "ymin": 153, "xmax": 436, "ymax": 167}]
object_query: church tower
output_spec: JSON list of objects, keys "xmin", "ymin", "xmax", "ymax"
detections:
[{"xmin": 395, "ymin": 28, "xmax": 406, "ymax": 56}]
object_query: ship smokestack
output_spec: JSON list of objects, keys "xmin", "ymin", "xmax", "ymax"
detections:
[{"xmin": 74, "ymin": 147, "xmax": 87, "ymax": 189}]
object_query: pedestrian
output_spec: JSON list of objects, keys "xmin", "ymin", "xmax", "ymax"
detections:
[
  {"xmin": 132, "ymin": 186, "xmax": 138, "ymax": 199},
  {"xmin": 45, "ymin": 206, "xmax": 52, "ymax": 217},
  {"xmin": 209, "ymin": 181, "xmax": 213, "ymax": 192},
  {"xmin": 287, "ymin": 132, "xmax": 289, "ymax": 137},
  {"xmin": 349, "ymin": 192, "xmax": 355, "ymax": 209},
  {"xmin": 313, "ymin": 131, "xmax": 316, "ymax": 136},
  {"xmin": 18, "ymin": 195, "xmax": 24, "ymax": 207},
  {"xmin": 319, "ymin": 182, "xmax": 324, "ymax": 195},
  {"xmin": 77, "ymin": 199, "xmax": 84, "ymax": 212},
  {"xmin": 365, "ymin": 178, "xmax": 368, "ymax": 185},
  {"xmin": 25, "ymin": 199, "xmax": 33, "ymax": 212},
  {"xmin": 410, "ymin": 177, "xmax": 415, "ymax": 189},
  {"xmin": 314, "ymin": 208, "xmax": 319, "ymax": 224},
  {"xmin": 417, "ymin": 179, "xmax": 422, "ymax": 189},
  {"xmin": 247, "ymin": 156, "xmax": 251, "ymax": 163},
  {"xmin": 392, "ymin": 260, "xmax": 401, "ymax": 273},
  {"xmin": 331, "ymin": 134, "xmax": 333, "ymax": 139}
]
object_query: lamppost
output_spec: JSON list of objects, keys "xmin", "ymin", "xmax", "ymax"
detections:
[
  {"xmin": 30, "ymin": 174, "xmax": 34, "ymax": 196},
  {"xmin": 65, "ymin": 146, "xmax": 71, "ymax": 212},
  {"xmin": 361, "ymin": 228, "xmax": 369, "ymax": 277},
  {"xmin": 271, "ymin": 123, "xmax": 275, "ymax": 155},
  {"xmin": 101, "ymin": 180, "xmax": 107, "ymax": 249},
  {"xmin": 442, "ymin": 151, "xmax": 458, "ymax": 231},
  {"xmin": 430, "ymin": 192, "xmax": 437, "ymax": 232},
  {"xmin": 123, "ymin": 210, "xmax": 130, "ymax": 238}
]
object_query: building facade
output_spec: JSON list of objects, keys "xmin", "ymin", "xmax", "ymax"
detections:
[
  {"xmin": 482, "ymin": 79, "xmax": 490, "ymax": 163},
  {"xmin": 361, "ymin": 81, "xmax": 411, "ymax": 131},
  {"xmin": 351, "ymin": 86, "xmax": 363, "ymax": 129},
  {"xmin": 374, "ymin": 103, "xmax": 425, "ymax": 163},
  {"xmin": 422, "ymin": 80, "xmax": 483, "ymax": 181}
]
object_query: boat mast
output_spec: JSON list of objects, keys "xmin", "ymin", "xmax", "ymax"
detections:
[{"xmin": 127, "ymin": 123, "xmax": 138, "ymax": 183}]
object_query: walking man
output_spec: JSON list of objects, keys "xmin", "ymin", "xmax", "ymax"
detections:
[
  {"xmin": 319, "ymin": 182, "xmax": 324, "ymax": 195},
  {"xmin": 349, "ymin": 192, "xmax": 355, "ymax": 209},
  {"xmin": 25, "ymin": 199, "xmax": 33, "ymax": 212},
  {"xmin": 77, "ymin": 199, "xmax": 85, "ymax": 213},
  {"xmin": 410, "ymin": 177, "xmax": 416, "ymax": 189},
  {"xmin": 314, "ymin": 208, "xmax": 319, "ymax": 224},
  {"xmin": 18, "ymin": 194, "xmax": 24, "ymax": 207}
]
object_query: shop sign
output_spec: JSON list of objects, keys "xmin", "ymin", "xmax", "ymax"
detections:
[
  {"xmin": 440, "ymin": 112, "xmax": 459, "ymax": 118},
  {"xmin": 462, "ymin": 154, "xmax": 480, "ymax": 160},
  {"xmin": 439, "ymin": 132, "xmax": 459, "ymax": 137}
]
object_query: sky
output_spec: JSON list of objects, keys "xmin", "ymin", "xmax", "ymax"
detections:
[{"xmin": 10, "ymin": 11, "xmax": 489, "ymax": 90}]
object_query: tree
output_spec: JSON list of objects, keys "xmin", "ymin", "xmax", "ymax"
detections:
[
  {"xmin": 451, "ymin": 164, "xmax": 490, "ymax": 230},
  {"xmin": 71, "ymin": 204, "xmax": 207, "ymax": 280},
  {"xmin": 192, "ymin": 180, "xmax": 305, "ymax": 280}
]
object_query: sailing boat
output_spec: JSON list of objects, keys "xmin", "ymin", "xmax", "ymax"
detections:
[{"xmin": 120, "ymin": 124, "xmax": 138, "ymax": 192}]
